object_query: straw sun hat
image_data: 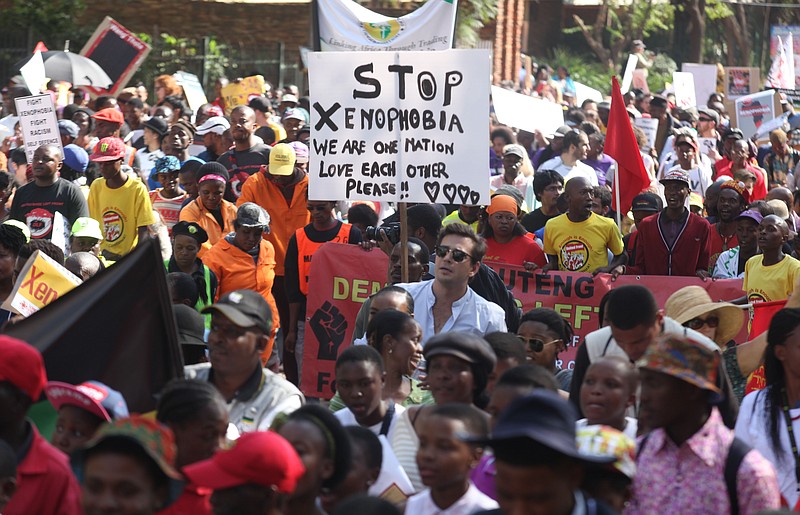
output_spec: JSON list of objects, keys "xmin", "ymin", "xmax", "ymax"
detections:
[{"xmin": 664, "ymin": 286, "xmax": 745, "ymax": 345}]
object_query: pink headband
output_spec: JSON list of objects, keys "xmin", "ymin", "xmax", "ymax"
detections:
[{"xmin": 198, "ymin": 174, "xmax": 226, "ymax": 184}]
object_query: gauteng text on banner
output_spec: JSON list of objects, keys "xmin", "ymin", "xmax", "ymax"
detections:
[
  {"xmin": 308, "ymin": 49, "xmax": 491, "ymax": 205},
  {"xmin": 300, "ymin": 243, "xmax": 747, "ymax": 399},
  {"xmin": 317, "ymin": 0, "xmax": 457, "ymax": 52}
]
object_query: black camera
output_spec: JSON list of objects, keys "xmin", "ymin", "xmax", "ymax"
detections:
[{"xmin": 364, "ymin": 222, "xmax": 402, "ymax": 245}]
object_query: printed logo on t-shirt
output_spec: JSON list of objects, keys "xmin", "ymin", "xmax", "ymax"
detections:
[
  {"xmin": 102, "ymin": 210, "xmax": 124, "ymax": 242},
  {"xmin": 26, "ymin": 208, "xmax": 53, "ymax": 238},
  {"xmin": 229, "ymin": 170, "xmax": 250, "ymax": 199},
  {"xmin": 560, "ymin": 239, "xmax": 589, "ymax": 271},
  {"xmin": 748, "ymin": 292, "xmax": 768, "ymax": 304}
]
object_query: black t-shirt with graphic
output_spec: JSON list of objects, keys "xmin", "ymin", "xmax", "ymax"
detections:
[
  {"xmin": 217, "ymin": 143, "xmax": 271, "ymax": 201},
  {"xmin": 9, "ymin": 179, "xmax": 89, "ymax": 240}
]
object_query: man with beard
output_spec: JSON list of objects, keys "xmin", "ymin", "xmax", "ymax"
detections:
[
  {"xmin": 218, "ymin": 106, "xmax": 271, "ymax": 200},
  {"xmin": 708, "ymin": 181, "xmax": 747, "ymax": 271},
  {"xmin": 629, "ymin": 170, "xmax": 711, "ymax": 277}
]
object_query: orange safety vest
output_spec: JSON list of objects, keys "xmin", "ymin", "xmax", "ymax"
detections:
[{"xmin": 296, "ymin": 222, "xmax": 351, "ymax": 296}]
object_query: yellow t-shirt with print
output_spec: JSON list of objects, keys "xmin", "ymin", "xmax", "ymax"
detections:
[
  {"xmin": 88, "ymin": 174, "xmax": 155, "ymax": 257},
  {"xmin": 543, "ymin": 212, "xmax": 623, "ymax": 273},
  {"xmin": 743, "ymin": 254, "xmax": 800, "ymax": 303}
]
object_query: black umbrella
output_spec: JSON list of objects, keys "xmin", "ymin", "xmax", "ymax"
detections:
[{"xmin": 13, "ymin": 51, "xmax": 113, "ymax": 89}]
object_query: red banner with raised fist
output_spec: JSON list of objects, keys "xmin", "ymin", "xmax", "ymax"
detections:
[{"xmin": 301, "ymin": 243, "xmax": 746, "ymax": 398}]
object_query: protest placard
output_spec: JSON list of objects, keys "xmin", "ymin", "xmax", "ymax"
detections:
[
  {"xmin": 80, "ymin": 17, "xmax": 151, "ymax": 96},
  {"xmin": 633, "ymin": 117, "xmax": 658, "ymax": 152},
  {"xmin": 491, "ymin": 85, "xmax": 564, "ymax": 136},
  {"xmin": 19, "ymin": 51, "xmax": 47, "ymax": 94},
  {"xmin": 698, "ymin": 137, "xmax": 717, "ymax": 157},
  {"xmin": 771, "ymin": 26, "xmax": 800, "ymax": 89},
  {"xmin": 2, "ymin": 250, "xmax": 81, "ymax": 317},
  {"xmin": 681, "ymin": 63, "xmax": 718, "ymax": 107},
  {"xmin": 221, "ymin": 75, "xmax": 265, "ymax": 116},
  {"xmin": 672, "ymin": 71, "xmax": 697, "ymax": 109},
  {"xmin": 725, "ymin": 67, "xmax": 760, "ymax": 98},
  {"xmin": 308, "ymin": 49, "xmax": 491, "ymax": 205},
  {"xmin": 14, "ymin": 94, "xmax": 62, "ymax": 163},
  {"xmin": 174, "ymin": 71, "xmax": 208, "ymax": 117},
  {"xmin": 574, "ymin": 82, "xmax": 603, "ymax": 106},
  {"xmin": 621, "ymin": 54, "xmax": 638, "ymax": 94},
  {"xmin": 735, "ymin": 89, "xmax": 778, "ymax": 138}
]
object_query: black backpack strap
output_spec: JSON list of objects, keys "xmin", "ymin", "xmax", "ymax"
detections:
[{"xmin": 725, "ymin": 437, "xmax": 751, "ymax": 515}]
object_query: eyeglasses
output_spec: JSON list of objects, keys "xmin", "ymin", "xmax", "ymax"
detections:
[
  {"xmin": 518, "ymin": 336, "xmax": 562, "ymax": 353},
  {"xmin": 434, "ymin": 245, "xmax": 474, "ymax": 263},
  {"xmin": 684, "ymin": 316, "xmax": 719, "ymax": 330},
  {"xmin": 698, "ymin": 117, "xmax": 714, "ymax": 122}
]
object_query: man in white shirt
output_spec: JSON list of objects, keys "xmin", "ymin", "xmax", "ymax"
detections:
[
  {"xmin": 396, "ymin": 223, "xmax": 507, "ymax": 345},
  {"xmin": 540, "ymin": 129, "xmax": 599, "ymax": 186}
]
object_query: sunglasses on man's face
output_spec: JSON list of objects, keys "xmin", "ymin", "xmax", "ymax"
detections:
[
  {"xmin": 434, "ymin": 245, "xmax": 473, "ymax": 263},
  {"xmin": 518, "ymin": 336, "xmax": 562, "ymax": 353},
  {"xmin": 684, "ymin": 316, "xmax": 719, "ymax": 330}
]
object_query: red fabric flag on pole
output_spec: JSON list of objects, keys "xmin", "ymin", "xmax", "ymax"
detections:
[
  {"xmin": 605, "ymin": 76, "xmax": 651, "ymax": 216},
  {"xmin": 744, "ymin": 299, "xmax": 787, "ymax": 395}
]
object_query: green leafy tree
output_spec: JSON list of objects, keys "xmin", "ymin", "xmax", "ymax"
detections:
[{"xmin": 455, "ymin": 0, "xmax": 498, "ymax": 48}]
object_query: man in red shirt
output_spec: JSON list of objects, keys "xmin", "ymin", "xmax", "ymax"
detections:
[
  {"xmin": 708, "ymin": 180, "xmax": 747, "ymax": 272},
  {"xmin": 0, "ymin": 336, "xmax": 82, "ymax": 515},
  {"xmin": 629, "ymin": 170, "xmax": 711, "ymax": 277}
]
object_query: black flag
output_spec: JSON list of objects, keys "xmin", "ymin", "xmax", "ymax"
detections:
[{"xmin": 5, "ymin": 239, "xmax": 182, "ymax": 413}]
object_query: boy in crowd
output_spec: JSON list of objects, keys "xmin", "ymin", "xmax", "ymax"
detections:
[
  {"xmin": 577, "ymin": 356, "xmax": 638, "ymax": 438},
  {"xmin": 44, "ymin": 380, "xmax": 129, "ymax": 455},
  {"xmin": 407, "ymin": 404, "xmax": 499, "ymax": 513},
  {"xmin": 87, "ymin": 137, "xmax": 154, "ymax": 261},
  {"xmin": 149, "ymin": 156, "xmax": 186, "ymax": 235},
  {"xmin": 741, "ymin": 214, "xmax": 800, "ymax": 304}
]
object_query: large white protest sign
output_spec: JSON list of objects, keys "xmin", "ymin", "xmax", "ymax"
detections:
[
  {"xmin": 174, "ymin": 71, "xmax": 207, "ymax": 117},
  {"xmin": 633, "ymin": 117, "xmax": 658, "ymax": 152},
  {"xmin": 308, "ymin": 50, "xmax": 490, "ymax": 205},
  {"xmin": 672, "ymin": 72, "xmax": 697, "ymax": 109},
  {"xmin": 14, "ymin": 94, "xmax": 62, "ymax": 163},
  {"xmin": 681, "ymin": 63, "xmax": 717, "ymax": 108},
  {"xmin": 491, "ymin": 86, "xmax": 564, "ymax": 136},
  {"xmin": 621, "ymin": 55, "xmax": 638, "ymax": 94},
  {"xmin": 318, "ymin": 0, "xmax": 456, "ymax": 52},
  {"xmin": 574, "ymin": 82, "xmax": 603, "ymax": 105},
  {"xmin": 20, "ymin": 51, "xmax": 46, "ymax": 94},
  {"xmin": 735, "ymin": 89, "xmax": 777, "ymax": 139}
]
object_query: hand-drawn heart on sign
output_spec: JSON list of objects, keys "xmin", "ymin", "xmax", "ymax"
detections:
[{"xmin": 424, "ymin": 182, "xmax": 441, "ymax": 202}]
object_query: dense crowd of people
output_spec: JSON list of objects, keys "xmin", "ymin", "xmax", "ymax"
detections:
[{"xmin": 2, "ymin": 44, "xmax": 800, "ymax": 514}]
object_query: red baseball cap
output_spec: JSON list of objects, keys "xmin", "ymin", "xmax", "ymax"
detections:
[
  {"xmin": 92, "ymin": 107, "xmax": 124, "ymax": 125},
  {"xmin": 45, "ymin": 381, "xmax": 129, "ymax": 421},
  {"xmin": 90, "ymin": 137, "xmax": 126, "ymax": 162},
  {"xmin": 0, "ymin": 336, "xmax": 46, "ymax": 400},
  {"xmin": 183, "ymin": 431, "xmax": 305, "ymax": 492}
]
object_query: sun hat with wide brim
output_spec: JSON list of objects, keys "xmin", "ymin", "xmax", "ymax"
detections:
[{"xmin": 664, "ymin": 286, "xmax": 744, "ymax": 345}]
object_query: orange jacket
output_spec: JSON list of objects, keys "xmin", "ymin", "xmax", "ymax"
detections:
[
  {"xmin": 179, "ymin": 198, "xmax": 238, "ymax": 258},
  {"xmin": 203, "ymin": 238, "xmax": 281, "ymax": 363},
  {"xmin": 238, "ymin": 172, "xmax": 310, "ymax": 276},
  {"xmin": 296, "ymin": 223, "xmax": 352, "ymax": 296}
]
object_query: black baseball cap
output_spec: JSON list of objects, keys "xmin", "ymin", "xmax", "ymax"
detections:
[
  {"xmin": 174, "ymin": 305, "xmax": 205, "ymax": 346},
  {"xmin": 724, "ymin": 127, "xmax": 745, "ymax": 140},
  {"xmin": 631, "ymin": 193, "xmax": 661, "ymax": 213},
  {"xmin": 202, "ymin": 290, "xmax": 273, "ymax": 335}
]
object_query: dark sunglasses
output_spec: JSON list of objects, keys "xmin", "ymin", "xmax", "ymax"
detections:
[
  {"xmin": 684, "ymin": 316, "xmax": 719, "ymax": 330},
  {"xmin": 434, "ymin": 245, "xmax": 474, "ymax": 263},
  {"xmin": 698, "ymin": 117, "xmax": 714, "ymax": 122},
  {"xmin": 518, "ymin": 336, "xmax": 562, "ymax": 353}
]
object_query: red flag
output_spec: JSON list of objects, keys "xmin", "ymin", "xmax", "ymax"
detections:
[
  {"xmin": 744, "ymin": 299, "xmax": 786, "ymax": 395},
  {"xmin": 604, "ymin": 76, "xmax": 651, "ymax": 215},
  {"xmin": 33, "ymin": 41, "xmax": 48, "ymax": 53}
]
